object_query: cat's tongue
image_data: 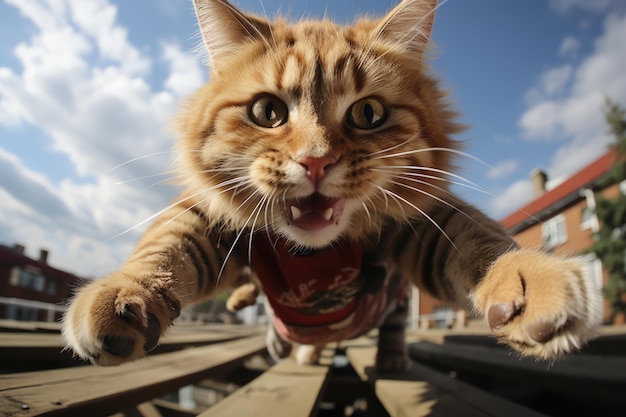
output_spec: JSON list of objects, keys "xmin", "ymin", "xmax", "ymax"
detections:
[{"xmin": 285, "ymin": 193, "xmax": 345, "ymax": 231}]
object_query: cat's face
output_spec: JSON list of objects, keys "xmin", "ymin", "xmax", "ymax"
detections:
[{"xmin": 177, "ymin": 0, "xmax": 461, "ymax": 249}]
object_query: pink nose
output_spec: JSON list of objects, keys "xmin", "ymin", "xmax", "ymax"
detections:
[{"xmin": 297, "ymin": 155, "xmax": 337, "ymax": 185}]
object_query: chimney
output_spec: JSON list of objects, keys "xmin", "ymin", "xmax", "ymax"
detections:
[
  {"xmin": 13, "ymin": 244, "xmax": 25, "ymax": 255},
  {"xmin": 531, "ymin": 169, "xmax": 547, "ymax": 197},
  {"xmin": 39, "ymin": 249, "xmax": 49, "ymax": 264}
]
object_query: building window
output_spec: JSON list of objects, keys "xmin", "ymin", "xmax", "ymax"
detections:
[
  {"xmin": 578, "ymin": 253, "xmax": 603, "ymax": 289},
  {"xmin": 580, "ymin": 207, "xmax": 593, "ymax": 230},
  {"xmin": 542, "ymin": 214, "xmax": 568, "ymax": 247},
  {"xmin": 5, "ymin": 305, "xmax": 38, "ymax": 321},
  {"xmin": 10, "ymin": 267, "xmax": 46, "ymax": 292},
  {"xmin": 47, "ymin": 278, "xmax": 58, "ymax": 295}
]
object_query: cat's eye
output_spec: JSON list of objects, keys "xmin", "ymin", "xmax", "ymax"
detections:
[
  {"xmin": 347, "ymin": 97, "xmax": 387, "ymax": 130},
  {"xmin": 249, "ymin": 95, "xmax": 288, "ymax": 128}
]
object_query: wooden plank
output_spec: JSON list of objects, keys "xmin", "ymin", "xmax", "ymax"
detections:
[
  {"xmin": 0, "ymin": 325, "xmax": 264, "ymax": 349},
  {"xmin": 198, "ymin": 358, "xmax": 330, "ymax": 417},
  {"xmin": 122, "ymin": 402, "xmax": 164, "ymax": 417},
  {"xmin": 346, "ymin": 346, "xmax": 547, "ymax": 417},
  {"xmin": 0, "ymin": 319, "xmax": 62, "ymax": 333},
  {"xmin": 409, "ymin": 340, "xmax": 626, "ymax": 400},
  {"xmin": 0, "ymin": 335, "xmax": 267, "ymax": 416},
  {"xmin": 152, "ymin": 398, "xmax": 197, "ymax": 417},
  {"xmin": 0, "ymin": 326, "xmax": 264, "ymax": 373}
]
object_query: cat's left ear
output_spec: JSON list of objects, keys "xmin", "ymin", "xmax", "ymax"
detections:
[
  {"xmin": 193, "ymin": 0, "xmax": 271, "ymax": 69},
  {"xmin": 375, "ymin": 0, "xmax": 438, "ymax": 56}
]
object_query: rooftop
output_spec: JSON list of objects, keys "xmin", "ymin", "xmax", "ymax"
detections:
[{"xmin": 501, "ymin": 150, "xmax": 616, "ymax": 232}]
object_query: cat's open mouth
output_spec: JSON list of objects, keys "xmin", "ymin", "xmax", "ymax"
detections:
[{"xmin": 284, "ymin": 193, "xmax": 345, "ymax": 231}]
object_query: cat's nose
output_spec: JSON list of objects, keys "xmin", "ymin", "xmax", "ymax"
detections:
[{"xmin": 297, "ymin": 154, "xmax": 337, "ymax": 185}]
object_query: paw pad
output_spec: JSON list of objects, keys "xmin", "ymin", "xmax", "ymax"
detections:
[
  {"xmin": 102, "ymin": 336, "xmax": 135, "ymax": 358},
  {"xmin": 528, "ymin": 319, "xmax": 557, "ymax": 344},
  {"xmin": 487, "ymin": 302, "xmax": 520, "ymax": 329}
]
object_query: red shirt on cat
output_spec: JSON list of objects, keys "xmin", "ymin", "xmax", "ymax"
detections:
[{"xmin": 250, "ymin": 235, "xmax": 405, "ymax": 345}]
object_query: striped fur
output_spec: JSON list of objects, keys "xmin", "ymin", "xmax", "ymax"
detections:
[{"xmin": 63, "ymin": 0, "xmax": 601, "ymax": 368}]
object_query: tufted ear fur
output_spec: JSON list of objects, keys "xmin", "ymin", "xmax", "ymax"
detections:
[
  {"xmin": 192, "ymin": 0, "xmax": 272, "ymax": 68},
  {"xmin": 374, "ymin": 0, "xmax": 439, "ymax": 56}
]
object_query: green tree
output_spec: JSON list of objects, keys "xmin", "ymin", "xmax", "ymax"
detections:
[{"xmin": 589, "ymin": 99, "xmax": 626, "ymax": 322}]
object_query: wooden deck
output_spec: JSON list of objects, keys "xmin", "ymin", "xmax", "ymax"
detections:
[{"xmin": 1, "ymin": 321, "xmax": 625, "ymax": 416}]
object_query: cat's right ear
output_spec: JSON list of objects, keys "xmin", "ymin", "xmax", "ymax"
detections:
[
  {"xmin": 374, "ymin": 0, "xmax": 439, "ymax": 57},
  {"xmin": 192, "ymin": 0, "xmax": 271, "ymax": 69}
]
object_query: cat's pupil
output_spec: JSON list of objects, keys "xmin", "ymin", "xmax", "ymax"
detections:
[
  {"xmin": 364, "ymin": 103, "xmax": 374, "ymax": 123},
  {"xmin": 265, "ymin": 102, "xmax": 277, "ymax": 121}
]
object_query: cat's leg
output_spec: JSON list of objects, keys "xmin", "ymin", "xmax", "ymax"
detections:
[
  {"xmin": 391, "ymin": 198, "xmax": 602, "ymax": 359},
  {"xmin": 376, "ymin": 299, "xmax": 409, "ymax": 372},
  {"xmin": 266, "ymin": 327, "xmax": 293, "ymax": 362},
  {"xmin": 62, "ymin": 200, "xmax": 243, "ymax": 366},
  {"xmin": 474, "ymin": 249, "xmax": 602, "ymax": 358},
  {"xmin": 294, "ymin": 344, "xmax": 323, "ymax": 365},
  {"xmin": 261, "ymin": 296, "xmax": 320, "ymax": 365},
  {"xmin": 263, "ymin": 302, "xmax": 293, "ymax": 361},
  {"xmin": 226, "ymin": 282, "xmax": 259, "ymax": 312}
]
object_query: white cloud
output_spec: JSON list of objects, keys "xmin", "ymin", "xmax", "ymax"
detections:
[
  {"xmin": 524, "ymin": 64, "xmax": 573, "ymax": 106},
  {"xmin": 490, "ymin": 179, "xmax": 535, "ymax": 218},
  {"xmin": 495, "ymin": 12, "xmax": 626, "ymax": 219},
  {"xmin": 549, "ymin": 0, "xmax": 612, "ymax": 13},
  {"xmin": 541, "ymin": 65, "xmax": 573, "ymax": 97},
  {"xmin": 519, "ymin": 14, "xmax": 626, "ymax": 145},
  {"xmin": 0, "ymin": 0, "xmax": 206, "ymax": 276},
  {"xmin": 559, "ymin": 36, "xmax": 580, "ymax": 57},
  {"xmin": 162, "ymin": 42, "xmax": 206, "ymax": 97},
  {"xmin": 67, "ymin": 0, "xmax": 150, "ymax": 76},
  {"xmin": 519, "ymin": 100, "xmax": 563, "ymax": 140},
  {"xmin": 486, "ymin": 160, "xmax": 519, "ymax": 180}
]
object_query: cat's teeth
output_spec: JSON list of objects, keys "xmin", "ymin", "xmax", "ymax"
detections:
[
  {"xmin": 323, "ymin": 208, "xmax": 333, "ymax": 221},
  {"xmin": 290, "ymin": 206, "xmax": 302, "ymax": 220}
]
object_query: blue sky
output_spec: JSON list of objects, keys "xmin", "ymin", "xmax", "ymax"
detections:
[{"xmin": 0, "ymin": 0, "xmax": 625, "ymax": 276}]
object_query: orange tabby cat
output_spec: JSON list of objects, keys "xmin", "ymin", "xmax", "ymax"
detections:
[{"xmin": 62, "ymin": 0, "xmax": 602, "ymax": 370}]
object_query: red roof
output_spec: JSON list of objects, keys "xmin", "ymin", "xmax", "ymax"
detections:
[{"xmin": 501, "ymin": 150, "xmax": 616, "ymax": 230}]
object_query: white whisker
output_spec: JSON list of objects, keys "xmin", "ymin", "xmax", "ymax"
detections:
[
  {"xmin": 361, "ymin": 200, "xmax": 372, "ymax": 224},
  {"xmin": 104, "ymin": 191, "xmax": 205, "ymax": 242},
  {"xmin": 115, "ymin": 171, "xmax": 176, "ymax": 185},
  {"xmin": 264, "ymin": 194, "xmax": 276, "ymax": 246},
  {"xmin": 373, "ymin": 147, "xmax": 492, "ymax": 169},
  {"xmin": 376, "ymin": 185, "xmax": 461, "ymax": 254},
  {"xmin": 217, "ymin": 189, "xmax": 263, "ymax": 281},
  {"xmin": 372, "ymin": 166, "xmax": 488, "ymax": 195},
  {"xmin": 111, "ymin": 151, "xmax": 176, "ymax": 171},
  {"xmin": 247, "ymin": 194, "xmax": 269, "ymax": 263},
  {"xmin": 365, "ymin": 139, "xmax": 411, "ymax": 158},
  {"xmin": 390, "ymin": 177, "xmax": 480, "ymax": 226},
  {"xmin": 162, "ymin": 179, "xmax": 253, "ymax": 229}
]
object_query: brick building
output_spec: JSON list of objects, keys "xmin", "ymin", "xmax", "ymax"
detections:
[
  {"xmin": 0, "ymin": 244, "xmax": 84, "ymax": 321},
  {"xmin": 501, "ymin": 150, "xmax": 624, "ymax": 323}
]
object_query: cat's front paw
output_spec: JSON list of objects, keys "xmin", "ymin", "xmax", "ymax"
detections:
[
  {"xmin": 226, "ymin": 282, "xmax": 259, "ymax": 312},
  {"xmin": 62, "ymin": 271, "xmax": 180, "ymax": 366},
  {"xmin": 475, "ymin": 250, "xmax": 602, "ymax": 359}
]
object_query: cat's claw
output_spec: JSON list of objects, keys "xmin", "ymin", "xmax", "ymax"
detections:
[{"xmin": 62, "ymin": 273, "xmax": 178, "ymax": 366}]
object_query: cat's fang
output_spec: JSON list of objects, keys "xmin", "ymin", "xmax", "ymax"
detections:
[
  {"xmin": 291, "ymin": 206, "xmax": 302, "ymax": 220},
  {"xmin": 323, "ymin": 207, "xmax": 334, "ymax": 221}
]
